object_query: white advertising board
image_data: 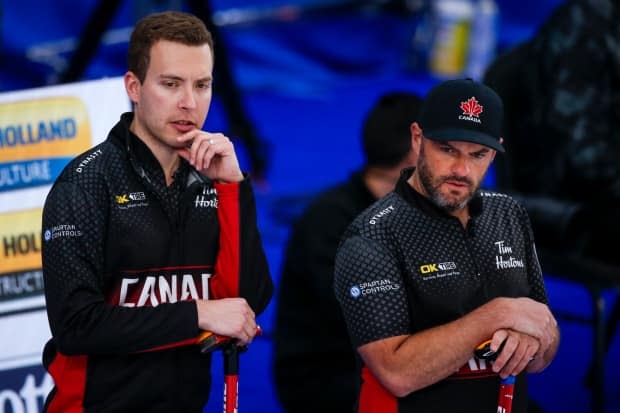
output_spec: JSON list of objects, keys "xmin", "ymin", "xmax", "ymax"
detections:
[{"xmin": 0, "ymin": 76, "xmax": 130, "ymax": 412}]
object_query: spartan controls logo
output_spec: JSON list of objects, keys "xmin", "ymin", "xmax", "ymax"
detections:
[
  {"xmin": 349, "ymin": 279, "xmax": 399, "ymax": 298},
  {"xmin": 459, "ymin": 97, "xmax": 483, "ymax": 124},
  {"xmin": 43, "ymin": 224, "xmax": 82, "ymax": 241}
]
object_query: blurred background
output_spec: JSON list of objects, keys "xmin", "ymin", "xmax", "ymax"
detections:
[{"xmin": 0, "ymin": 0, "xmax": 619, "ymax": 412}]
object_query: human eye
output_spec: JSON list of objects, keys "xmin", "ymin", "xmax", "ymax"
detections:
[
  {"xmin": 439, "ymin": 144, "xmax": 455, "ymax": 154},
  {"xmin": 196, "ymin": 80, "xmax": 212, "ymax": 90},
  {"xmin": 162, "ymin": 79, "xmax": 179, "ymax": 88}
]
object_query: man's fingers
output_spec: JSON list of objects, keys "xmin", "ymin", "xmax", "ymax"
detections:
[
  {"xmin": 195, "ymin": 139, "xmax": 212, "ymax": 170},
  {"xmin": 186, "ymin": 134, "xmax": 230, "ymax": 171},
  {"xmin": 236, "ymin": 307, "xmax": 257, "ymax": 345},
  {"xmin": 511, "ymin": 346, "xmax": 538, "ymax": 376},
  {"xmin": 491, "ymin": 329, "xmax": 508, "ymax": 352},
  {"xmin": 237, "ymin": 322, "xmax": 257, "ymax": 347},
  {"xmin": 500, "ymin": 339, "xmax": 526, "ymax": 377},
  {"xmin": 494, "ymin": 332, "xmax": 540, "ymax": 378},
  {"xmin": 176, "ymin": 129, "xmax": 198, "ymax": 143},
  {"xmin": 492, "ymin": 335, "xmax": 517, "ymax": 373},
  {"xmin": 501, "ymin": 344, "xmax": 536, "ymax": 378}
]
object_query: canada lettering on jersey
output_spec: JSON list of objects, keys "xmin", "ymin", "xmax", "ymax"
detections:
[
  {"xmin": 449, "ymin": 356, "xmax": 496, "ymax": 380},
  {"xmin": 112, "ymin": 271, "xmax": 213, "ymax": 307}
]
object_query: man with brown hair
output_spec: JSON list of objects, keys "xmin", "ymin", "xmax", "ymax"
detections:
[{"xmin": 41, "ymin": 11, "xmax": 272, "ymax": 412}]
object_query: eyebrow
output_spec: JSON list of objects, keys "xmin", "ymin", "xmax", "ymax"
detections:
[
  {"xmin": 158, "ymin": 74, "xmax": 212, "ymax": 82},
  {"xmin": 471, "ymin": 148, "xmax": 490, "ymax": 156},
  {"xmin": 159, "ymin": 74, "xmax": 183, "ymax": 81},
  {"xmin": 434, "ymin": 140, "xmax": 491, "ymax": 156}
]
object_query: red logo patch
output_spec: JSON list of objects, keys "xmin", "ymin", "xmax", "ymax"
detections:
[{"xmin": 460, "ymin": 97, "xmax": 483, "ymax": 117}]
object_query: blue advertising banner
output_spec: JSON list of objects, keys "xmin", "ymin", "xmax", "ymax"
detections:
[{"xmin": 0, "ymin": 364, "xmax": 51, "ymax": 413}]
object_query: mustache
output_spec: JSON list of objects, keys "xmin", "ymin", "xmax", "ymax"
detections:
[{"xmin": 439, "ymin": 175, "xmax": 473, "ymax": 186}]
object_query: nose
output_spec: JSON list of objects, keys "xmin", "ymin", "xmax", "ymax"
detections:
[
  {"xmin": 178, "ymin": 86, "xmax": 197, "ymax": 110},
  {"xmin": 451, "ymin": 155, "xmax": 471, "ymax": 176}
]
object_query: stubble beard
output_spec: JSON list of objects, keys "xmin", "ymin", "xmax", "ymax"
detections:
[{"xmin": 417, "ymin": 152, "xmax": 479, "ymax": 212}]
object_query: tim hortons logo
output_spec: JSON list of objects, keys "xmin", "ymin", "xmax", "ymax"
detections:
[{"xmin": 459, "ymin": 97, "xmax": 483, "ymax": 123}]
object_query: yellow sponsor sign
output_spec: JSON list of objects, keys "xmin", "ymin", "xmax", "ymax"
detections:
[
  {"xmin": 0, "ymin": 97, "xmax": 91, "ymax": 161},
  {"xmin": 0, "ymin": 209, "xmax": 42, "ymax": 273}
]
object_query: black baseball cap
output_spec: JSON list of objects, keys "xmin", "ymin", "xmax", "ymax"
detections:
[{"xmin": 418, "ymin": 79, "xmax": 505, "ymax": 153}]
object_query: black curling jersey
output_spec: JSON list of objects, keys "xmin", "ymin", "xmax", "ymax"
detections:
[
  {"xmin": 41, "ymin": 113, "xmax": 273, "ymax": 412},
  {"xmin": 334, "ymin": 168, "xmax": 548, "ymax": 413}
]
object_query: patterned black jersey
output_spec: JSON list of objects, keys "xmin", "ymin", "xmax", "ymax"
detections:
[
  {"xmin": 334, "ymin": 168, "xmax": 547, "ymax": 413},
  {"xmin": 41, "ymin": 113, "xmax": 273, "ymax": 412}
]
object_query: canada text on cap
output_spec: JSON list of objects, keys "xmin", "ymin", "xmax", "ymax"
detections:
[{"xmin": 418, "ymin": 78, "xmax": 505, "ymax": 153}]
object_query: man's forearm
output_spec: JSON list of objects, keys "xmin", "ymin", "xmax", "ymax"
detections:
[
  {"xmin": 358, "ymin": 297, "xmax": 512, "ymax": 397},
  {"xmin": 358, "ymin": 296, "xmax": 558, "ymax": 397}
]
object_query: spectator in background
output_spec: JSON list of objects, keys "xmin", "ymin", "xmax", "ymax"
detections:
[
  {"xmin": 273, "ymin": 92, "xmax": 422, "ymax": 412},
  {"xmin": 484, "ymin": 0, "xmax": 620, "ymax": 385}
]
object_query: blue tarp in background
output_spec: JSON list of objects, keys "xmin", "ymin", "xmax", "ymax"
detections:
[{"xmin": 1, "ymin": 0, "xmax": 564, "ymax": 96}]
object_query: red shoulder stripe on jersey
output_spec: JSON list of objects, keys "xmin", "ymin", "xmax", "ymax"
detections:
[
  {"xmin": 212, "ymin": 182, "xmax": 241, "ymax": 298},
  {"xmin": 46, "ymin": 353, "xmax": 87, "ymax": 413},
  {"xmin": 359, "ymin": 366, "xmax": 398, "ymax": 413}
]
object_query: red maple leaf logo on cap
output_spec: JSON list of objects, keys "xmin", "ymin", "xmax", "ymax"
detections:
[{"xmin": 460, "ymin": 97, "xmax": 483, "ymax": 117}]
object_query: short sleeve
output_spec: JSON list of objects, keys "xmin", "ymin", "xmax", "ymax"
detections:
[
  {"xmin": 334, "ymin": 234, "xmax": 410, "ymax": 348},
  {"xmin": 516, "ymin": 204, "xmax": 548, "ymax": 304}
]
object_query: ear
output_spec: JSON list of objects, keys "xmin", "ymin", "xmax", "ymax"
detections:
[
  {"xmin": 124, "ymin": 71, "xmax": 141, "ymax": 104},
  {"xmin": 410, "ymin": 122, "xmax": 423, "ymax": 156}
]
